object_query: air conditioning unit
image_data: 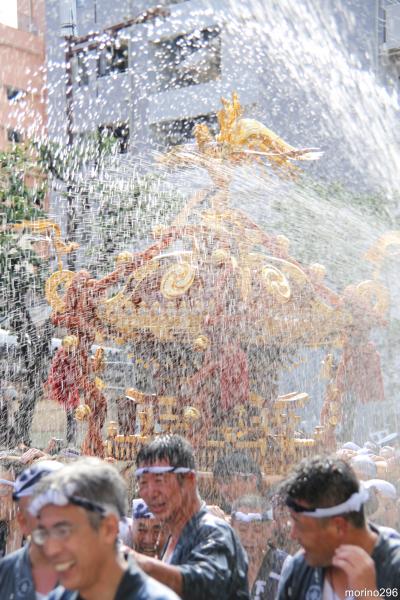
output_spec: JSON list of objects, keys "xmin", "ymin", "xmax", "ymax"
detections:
[{"xmin": 385, "ymin": 4, "xmax": 400, "ymax": 53}]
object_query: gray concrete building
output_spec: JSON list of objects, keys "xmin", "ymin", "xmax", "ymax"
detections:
[{"xmin": 44, "ymin": 0, "xmax": 400, "ymax": 190}]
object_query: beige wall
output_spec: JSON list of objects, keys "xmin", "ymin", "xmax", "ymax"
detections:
[{"xmin": 0, "ymin": 0, "xmax": 46, "ymax": 150}]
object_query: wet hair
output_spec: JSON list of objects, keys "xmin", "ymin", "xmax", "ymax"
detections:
[
  {"xmin": 279, "ymin": 455, "xmax": 365, "ymax": 528},
  {"xmin": 136, "ymin": 435, "xmax": 196, "ymax": 471},
  {"xmin": 32, "ymin": 457, "xmax": 127, "ymax": 530},
  {"xmin": 213, "ymin": 451, "xmax": 262, "ymax": 490}
]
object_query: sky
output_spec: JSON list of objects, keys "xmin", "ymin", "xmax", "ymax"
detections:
[{"xmin": 0, "ymin": 0, "xmax": 18, "ymax": 29}]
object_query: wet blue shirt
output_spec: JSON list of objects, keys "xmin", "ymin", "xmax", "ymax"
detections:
[
  {"xmin": 0, "ymin": 543, "xmax": 62, "ymax": 600},
  {"xmin": 250, "ymin": 546, "xmax": 287, "ymax": 600},
  {"xmin": 277, "ymin": 525, "xmax": 400, "ymax": 600},
  {"xmin": 167, "ymin": 506, "xmax": 249, "ymax": 600},
  {"xmin": 47, "ymin": 562, "xmax": 180, "ymax": 600}
]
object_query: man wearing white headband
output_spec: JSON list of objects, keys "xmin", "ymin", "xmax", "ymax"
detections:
[
  {"xmin": 131, "ymin": 499, "xmax": 166, "ymax": 557},
  {"xmin": 28, "ymin": 458, "xmax": 179, "ymax": 600},
  {"xmin": 133, "ymin": 434, "xmax": 249, "ymax": 600},
  {"xmin": 364, "ymin": 479, "xmax": 399, "ymax": 530},
  {"xmin": 0, "ymin": 459, "xmax": 64, "ymax": 600},
  {"xmin": 231, "ymin": 495, "xmax": 287, "ymax": 600},
  {"xmin": 277, "ymin": 456, "xmax": 400, "ymax": 600}
]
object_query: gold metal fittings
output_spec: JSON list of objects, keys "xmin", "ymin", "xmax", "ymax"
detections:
[
  {"xmin": 261, "ymin": 265, "xmax": 291, "ymax": 302},
  {"xmin": 75, "ymin": 404, "xmax": 92, "ymax": 421},
  {"xmin": 61, "ymin": 335, "xmax": 79, "ymax": 351},
  {"xmin": 160, "ymin": 262, "xmax": 196, "ymax": 299},
  {"xmin": 193, "ymin": 335, "xmax": 209, "ymax": 351},
  {"xmin": 45, "ymin": 270, "xmax": 75, "ymax": 313}
]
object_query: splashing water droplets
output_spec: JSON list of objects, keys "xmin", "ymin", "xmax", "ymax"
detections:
[{"xmin": 0, "ymin": 0, "xmax": 399, "ymax": 470}]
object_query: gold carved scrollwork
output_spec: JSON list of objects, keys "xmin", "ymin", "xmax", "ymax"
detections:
[
  {"xmin": 45, "ymin": 270, "xmax": 75, "ymax": 313},
  {"xmin": 356, "ymin": 280, "xmax": 390, "ymax": 318},
  {"xmin": 123, "ymin": 260, "xmax": 160, "ymax": 298},
  {"xmin": 183, "ymin": 406, "xmax": 201, "ymax": 423},
  {"xmin": 261, "ymin": 265, "xmax": 291, "ymax": 303},
  {"xmin": 132, "ymin": 260, "xmax": 160, "ymax": 282},
  {"xmin": 364, "ymin": 231, "xmax": 400, "ymax": 267},
  {"xmin": 160, "ymin": 263, "xmax": 196, "ymax": 300}
]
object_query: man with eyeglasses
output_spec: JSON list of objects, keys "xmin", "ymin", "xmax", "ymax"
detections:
[
  {"xmin": 277, "ymin": 456, "xmax": 400, "ymax": 600},
  {"xmin": 28, "ymin": 457, "xmax": 179, "ymax": 600},
  {"xmin": 132, "ymin": 434, "xmax": 249, "ymax": 600},
  {"xmin": 0, "ymin": 459, "xmax": 64, "ymax": 600}
]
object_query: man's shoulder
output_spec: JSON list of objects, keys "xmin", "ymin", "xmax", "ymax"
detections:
[
  {"xmin": 47, "ymin": 567, "xmax": 180, "ymax": 600},
  {"xmin": 182, "ymin": 507, "xmax": 243, "ymax": 555},
  {"xmin": 0, "ymin": 545, "xmax": 27, "ymax": 570},
  {"xmin": 374, "ymin": 526, "xmax": 400, "ymax": 564},
  {"xmin": 118, "ymin": 564, "xmax": 180, "ymax": 600},
  {"xmin": 283, "ymin": 550, "xmax": 306, "ymax": 569},
  {"xmin": 277, "ymin": 553, "xmax": 322, "ymax": 600},
  {"xmin": 0, "ymin": 546, "xmax": 35, "ymax": 600},
  {"xmin": 0, "ymin": 545, "xmax": 30, "ymax": 581},
  {"xmin": 277, "ymin": 552, "xmax": 314, "ymax": 588},
  {"xmin": 190, "ymin": 506, "xmax": 233, "ymax": 535}
]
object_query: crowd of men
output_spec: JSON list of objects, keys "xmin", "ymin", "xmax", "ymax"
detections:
[{"xmin": 1, "ymin": 433, "xmax": 400, "ymax": 599}]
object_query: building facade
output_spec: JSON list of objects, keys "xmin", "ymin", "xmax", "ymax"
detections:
[
  {"xmin": 0, "ymin": 0, "xmax": 47, "ymax": 150},
  {"xmin": 44, "ymin": 0, "xmax": 400, "ymax": 189}
]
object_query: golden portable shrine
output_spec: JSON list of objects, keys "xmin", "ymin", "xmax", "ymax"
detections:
[{"xmin": 24, "ymin": 93, "xmax": 397, "ymax": 473}]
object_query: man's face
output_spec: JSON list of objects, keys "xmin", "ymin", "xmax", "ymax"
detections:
[
  {"xmin": 132, "ymin": 517, "xmax": 165, "ymax": 556},
  {"xmin": 289, "ymin": 503, "xmax": 340, "ymax": 567},
  {"xmin": 232, "ymin": 506, "xmax": 273, "ymax": 558},
  {"xmin": 215, "ymin": 474, "xmax": 258, "ymax": 505},
  {"xmin": 137, "ymin": 459, "xmax": 192, "ymax": 523},
  {"xmin": 37, "ymin": 504, "xmax": 114, "ymax": 593}
]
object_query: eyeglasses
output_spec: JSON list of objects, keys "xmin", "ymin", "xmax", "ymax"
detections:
[{"xmin": 31, "ymin": 523, "xmax": 75, "ymax": 546}]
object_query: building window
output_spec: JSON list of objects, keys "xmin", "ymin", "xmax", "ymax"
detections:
[
  {"xmin": 152, "ymin": 113, "xmax": 218, "ymax": 148},
  {"xmin": 97, "ymin": 38, "xmax": 128, "ymax": 78},
  {"xmin": 155, "ymin": 27, "xmax": 221, "ymax": 91},
  {"xmin": 6, "ymin": 86, "xmax": 25, "ymax": 101},
  {"xmin": 7, "ymin": 129, "xmax": 23, "ymax": 143},
  {"xmin": 98, "ymin": 123, "xmax": 129, "ymax": 154},
  {"xmin": 73, "ymin": 52, "xmax": 90, "ymax": 87}
]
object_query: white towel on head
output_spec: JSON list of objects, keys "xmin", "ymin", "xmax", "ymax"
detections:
[{"xmin": 364, "ymin": 479, "xmax": 397, "ymax": 500}]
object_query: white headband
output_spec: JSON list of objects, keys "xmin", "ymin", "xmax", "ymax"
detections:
[
  {"xmin": 288, "ymin": 486, "xmax": 370, "ymax": 518},
  {"xmin": 232, "ymin": 510, "xmax": 273, "ymax": 523},
  {"xmin": 135, "ymin": 466, "xmax": 194, "ymax": 476},
  {"xmin": 29, "ymin": 488, "xmax": 71, "ymax": 516},
  {"xmin": 364, "ymin": 479, "xmax": 397, "ymax": 500},
  {"xmin": 29, "ymin": 487, "xmax": 114, "ymax": 518}
]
